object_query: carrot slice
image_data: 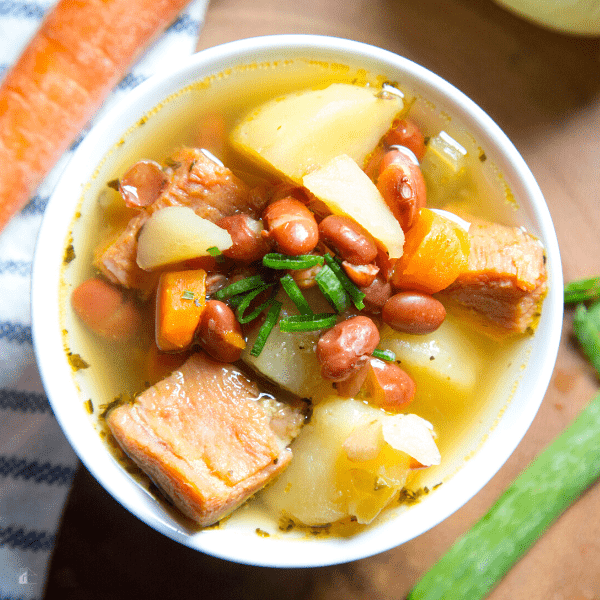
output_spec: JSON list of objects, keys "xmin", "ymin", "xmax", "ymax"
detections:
[
  {"xmin": 391, "ymin": 208, "xmax": 470, "ymax": 294},
  {"xmin": 155, "ymin": 269, "xmax": 207, "ymax": 352},
  {"xmin": 0, "ymin": 0, "xmax": 193, "ymax": 232}
]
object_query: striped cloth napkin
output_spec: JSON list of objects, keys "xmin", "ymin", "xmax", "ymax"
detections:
[{"xmin": 0, "ymin": 1, "xmax": 208, "ymax": 597}]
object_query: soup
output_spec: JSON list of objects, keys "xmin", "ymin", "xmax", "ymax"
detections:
[{"xmin": 60, "ymin": 58, "xmax": 546, "ymax": 534}]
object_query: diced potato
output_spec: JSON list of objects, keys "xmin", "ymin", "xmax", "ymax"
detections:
[
  {"xmin": 230, "ymin": 83, "xmax": 403, "ymax": 183},
  {"xmin": 303, "ymin": 154, "xmax": 405, "ymax": 258},
  {"xmin": 342, "ymin": 419, "xmax": 384, "ymax": 463},
  {"xmin": 136, "ymin": 206, "xmax": 232, "ymax": 271},
  {"xmin": 261, "ymin": 397, "xmax": 437, "ymax": 525},
  {"xmin": 242, "ymin": 290, "xmax": 331, "ymax": 400},
  {"xmin": 379, "ymin": 313, "xmax": 482, "ymax": 393}
]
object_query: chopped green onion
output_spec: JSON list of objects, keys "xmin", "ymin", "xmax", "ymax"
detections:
[
  {"xmin": 573, "ymin": 301, "xmax": 600, "ymax": 377},
  {"xmin": 227, "ymin": 293, "xmax": 245, "ymax": 308},
  {"xmin": 214, "ymin": 275, "xmax": 265, "ymax": 301},
  {"xmin": 250, "ymin": 301, "xmax": 283, "ymax": 357},
  {"xmin": 279, "ymin": 313, "xmax": 338, "ymax": 332},
  {"xmin": 564, "ymin": 276, "xmax": 600, "ymax": 304},
  {"xmin": 372, "ymin": 348, "xmax": 396, "ymax": 362},
  {"xmin": 315, "ymin": 264, "xmax": 349, "ymax": 312},
  {"xmin": 181, "ymin": 290, "xmax": 195, "ymax": 300},
  {"xmin": 407, "ymin": 389, "xmax": 600, "ymax": 600},
  {"xmin": 206, "ymin": 246, "xmax": 222, "ymax": 257},
  {"xmin": 263, "ymin": 253, "xmax": 325, "ymax": 270},
  {"xmin": 323, "ymin": 254, "xmax": 366, "ymax": 310},
  {"xmin": 280, "ymin": 274, "xmax": 312, "ymax": 316},
  {"xmin": 236, "ymin": 284, "xmax": 275, "ymax": 324}
]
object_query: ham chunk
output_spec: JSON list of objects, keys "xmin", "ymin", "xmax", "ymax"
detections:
[
  {"xmin": 95, "ymin": 148, "xmax": 267, "ymax": 292},
  {"xmin": 442, "ymin": 217, "xmax": 547, "ymax": 334},
  {"xmin": 106, "ymin": 352, "xmax": 305, "ymax": 526}
]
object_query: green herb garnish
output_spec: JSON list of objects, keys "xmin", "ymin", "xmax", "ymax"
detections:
[
  {"xmin": 372, "ymin": 348, "xmax": 396, "ymax": 362},
  {"xmin": 250, "ymin": 301, "xmax": 283, "ymax": 357},
  {"xmin": 280, "ymin": 274, "xmax": 312, "ymax": 316},
  {"xmin": 323, "ymin": 254, "xmax": 366, "ymax": 310},
  {"xmin": 279, "ymin": 313, "xmax": 338, "ymax": 332},
  {"xmin": 263, "ymin": 253, "xmax": 325, "ymax": 270},
  {"xmin": 214, "ymin": 275, "xmax": 265, "ymax": 301},
  {"xmin": 206, "ymin": 246, "xmax": 222, "ymax": 257},
  {"xmin": 236, "ymin": 284, "xmax": 275, "ymax": 324},
  {"xmin": 181, "ymin": 290, "xmax": 195, "ymax": 300},
  {"xmin": 315, "ymin": 264, "xmax": 349, "ymax": 313}
]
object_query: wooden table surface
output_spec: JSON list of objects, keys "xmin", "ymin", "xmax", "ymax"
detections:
[{"xmin": 46, "ymin": 0, "xmax": 600, "ymax": 598}]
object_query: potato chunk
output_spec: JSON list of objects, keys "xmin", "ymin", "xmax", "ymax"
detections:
[
  {"xmin": 242, "ymin": 290, "xmax": 331, "ymax": 400},
  {"xmin": 136, "ymin": 206, "xmax": 232, "ymax": 270},
  {"xmin": 230, "ymin": 83, "xmax": 402, "ymax": 183},
  {"xmin": 303, "ymin": 154, "xmax": 405, "ymax": 258},
  {"xmin": 261, "ymin": 397, "xmax": 439, "ymax": 525},
  {"xmin": 379, "ymin": 314, "xmax": 482, "ymax": 393}
]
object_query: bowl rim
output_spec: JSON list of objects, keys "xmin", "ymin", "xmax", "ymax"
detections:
[{"xmin": 31, "ymin": 33, "xmax": 563, "ymax": 568}]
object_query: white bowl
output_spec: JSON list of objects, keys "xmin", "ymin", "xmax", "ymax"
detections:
[{"xmin": 32, "ymin": 35, "xmax": 563, "ymax": 568}]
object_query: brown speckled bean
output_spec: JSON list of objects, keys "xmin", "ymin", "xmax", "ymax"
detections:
[
  {"xmin": 217, "ymin": 214, "xmax": 270, "ymax": 263},
  {"xmin": 316, "ymin": 316, "xmax": 380, "ymax": 381},
  {"xmin": 376, "ymin": 149, "xmax": 426, "ymax": 231},
  {"xmin": 318, "ymin": 215, "xmax": 378, "ymax": 265},
  {"xmin": 382, "ymin": 291, "xmax": 446, "ymax": 335},
  {"xmin": 119, "ymin": 160, "xmax": 167, "ymax": 208},
  {"xmin": 197, "ymin": 300, "xmax": 246, "ymax": 362},
  {"xmin": 367, "ymin": 357, "xmax": 416, "ymax": 411},
  {"xmin": 262, "ymin": 197, "xmax": 319, "ymax": 256},
  {"xmin": 360, "ymin": 277, "xmax": 393, "ymax": 314}
]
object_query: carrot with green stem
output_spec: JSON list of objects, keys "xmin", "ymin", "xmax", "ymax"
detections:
[{"xmin": 0, "ymin": 0, "xmax": 193, "ymax": 232}]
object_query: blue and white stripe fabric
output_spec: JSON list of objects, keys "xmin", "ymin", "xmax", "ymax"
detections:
[{"xmin": 0, "ymin": 1, "xmax": 208, "ymax": 597}]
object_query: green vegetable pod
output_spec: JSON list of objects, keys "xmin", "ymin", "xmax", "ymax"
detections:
[{"xmin": 408, "ymin": 391, "xmax": 600, "ymax": 600}]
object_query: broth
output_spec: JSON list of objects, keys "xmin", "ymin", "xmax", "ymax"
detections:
[{"xmin": 60, "ymin": 58, "xmax": 537, "ymax": 534}]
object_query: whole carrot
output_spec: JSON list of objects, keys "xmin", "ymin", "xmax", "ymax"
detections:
[{"xmin": 0, "ymin": 0, "xmax": 193, "ymax": 232}]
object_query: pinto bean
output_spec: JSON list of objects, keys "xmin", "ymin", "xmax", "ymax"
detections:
[
  {"xmin": 377, "ymin": 149, "xmax": 426, "ymax": 231},
  {"xmin": 384, "ymin": 118, "xmax": 426, "ymax": 161},
  {"xmin": 262, "ymin": 197, "xmax": 319, "ymax": 256},
  {"xmin": 71, "ymin": 278, "xmax": 142, "ymax": 342},
  {"xmin": 316, "ymin": 316, "xmax": 380, "ymax": 381},
  {"xmin": 335, "ymin": 360, "xmax": 370, "ymax": 397},
  {"xmin": 119, "ymin": 160, "xmax": 167, "ymax": 208},
  {"xmin": 382, "ymin": 291, "xmax": 446, "ymax": 335},
  {"xmin": 342, "ymin": 261, "xmax": 379, "ymax": 287},
  {"xmin": 196, "ymin": 300, "xmax": 246, "ymax": 363},
  {"xmin": 360, "ymin": 277, "xmax": 393, "ymax": 314},
  {"xmin": 288, "ymin": 262, "xmax": 322, "ymax": 289},
  {"xmin": 318, "ymin": 215, "xmax": 378, "ymax": 265},
  {"xmin": 365, "ymin": 357, "xmax": 416, "ymax": 411},
  {"xmin": 217, "ymin": 214, "xmax": 271, "ymax": 263},
  {"xmin": 205, "ymin": 273, "xmax": 228, "ymax": 296}
]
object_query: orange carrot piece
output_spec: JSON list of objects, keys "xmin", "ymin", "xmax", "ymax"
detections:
[
  {"xmin": 71, "ymin": 277, "xmax": 142, "ymax": 342},
  {"xmin": 155, "ymin": 269, "xmax": 207, "ymax": 352},
  {"xmin": 0, "ymin": 0, "xmax": 192, "ymax": 232},
  {"xmin": 391, "ymin": 208, "xmax": 470, "ymax": 294}
]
